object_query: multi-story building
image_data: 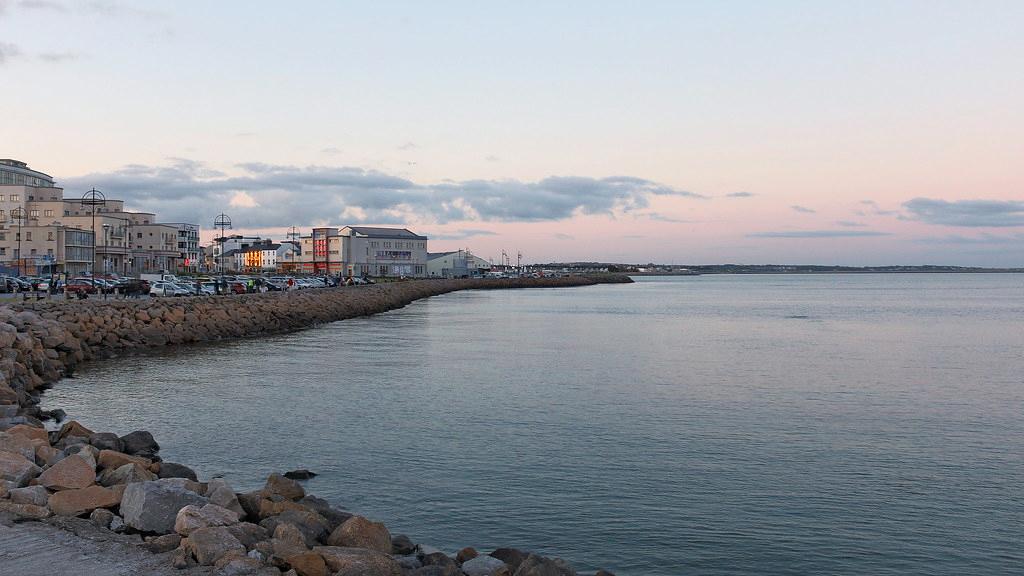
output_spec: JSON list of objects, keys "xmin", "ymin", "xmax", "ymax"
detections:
[
  {"xmin": 164, "ymin": 223, "xmax": 200, "ymax": 272},
  {"xmin": 0, "ymin": 159, "xmax": 94, "ymax": 276},
  {"xmin": 298, "ymin": 226, "xmax": 428, "ymax": 277},
  {"xmin": 241, "ymin": 241, "xmax": 280, "ymax": 272}
]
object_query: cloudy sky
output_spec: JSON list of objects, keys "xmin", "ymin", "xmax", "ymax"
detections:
[{"xmin": 1, "ymin": 1, "xmax": 1022, "ymax": 266}]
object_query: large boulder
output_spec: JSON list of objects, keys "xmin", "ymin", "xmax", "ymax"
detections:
[
  {"xmin": 299, "ymin": 495, "xmax": 352, "ymax": 531},
  {"xmin": 9, "ymin": 485, "xmax": 50, "ymax": 506},
  {"xmin": 264, "ymin": 473, "xmax": 305, "ymax": 501},
  {"xmin": 174, "ymin": 503, "xmax": 240, "ymax": 536},
  {"xmin": 4, "ymin": 424, "xmax": 49, "ymax": 443},
  {"xmin": 462, "ymin": 555, "xmax": 510, "ymax": 576},
  {"xmin": 38, "ymin": 454, "xmax": 95, "ymax": 491},
  {"xmin": 226, "ymin": 522, "xmax": 269, "ymax": 549},
  {"xmin": 48, "ymin": 484, "xmax": 124, "ymax": 517},
  {"xmin": 0, "ymin": 431, "xmax": 36, "ymax": 460},
  {"xmin": 121, "ymin": 478, "xmax": 208, "ymax": 533},
  {"xmin": 207, "ymin": 478, "xmax": 245, "ymax": 517},
  {"xmin": 275, "ymin": 508, "xmax": 330, "ymax": 546},
  {"xmin": 157, "ymin": 462, "xmax": 198, "ymax": 481},
  {"xmin": 101, "ymin": 461, "xmax": 157, "ymax": 486},
  {"xmin": 490, "ymin": 549, "xmax": 529, "ymax": 573},
  {"xmin": 313, "ymin": 546, "xmax": 403, "ymax": 576},
  {"xmin": 392, "ymin": 534, "xmax": 416, "ymax": 555},
  {"xmin": 420, "ymin": 552, "xmax": 461, "ymax": 576},
  {"xmin": 88, "ymin": 432, "xmax": 124, "ymax": 452},
  {"xmin": 0, "ymin": 450, "xmax": 40, "ymax": 486},
  {"xmin": 273, "ymin": 522, "xmax": 310, "ymax": 558},
  {"xmin": 186, "ymin": 525, "xmax": 246, "ymax": 566},
  {"xmin": 119, "ymin": 430, "xmax": 160, "ymax": 458},
  {"xmin": 57, "ymin": 420, "xmax": 94, "ymax": 442},
  {"xmin": 0, "ymin": 500, "xmax": 51, "ymax": 520},
  {"xmin": 512, "ymin": 555, "xmax": 575, "ymax": 576},
  {"xmin": 326, "ymin": 515, "xmax": 391, "ymax": 553},
  {"xmin": 97, "ymin": 449, "xmax": 151, "ymax": 471},
  {"xmin": 286, "ymin": 551, "xmax": 328, "ymax": 576}
]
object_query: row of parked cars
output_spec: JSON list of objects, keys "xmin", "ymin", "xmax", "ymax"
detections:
[{"xmin": 146, "ymin": 275, "xmax": 367, "ymax": 297}]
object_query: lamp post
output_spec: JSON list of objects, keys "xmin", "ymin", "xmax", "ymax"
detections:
[
  {"xmin": 214, "ymin": 213, "xmax": 231, "ymax": 295},
  {"xmin": 10, "ymin": 207, "xmax": 25, "ymax": 278},
  {"xmin": 80, "ymin": 189, "xmax": 106, "ymax": 292}
]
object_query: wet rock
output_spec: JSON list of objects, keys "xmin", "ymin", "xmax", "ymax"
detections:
[
  {"xmin": 119, "ymin": 430, "xmax": 160, "ymax": 458},
  {"xmin": 264, "ymin": 473, "xmax": 305, "ymax": 501},
  {"xmin": 0, "ymin": 450, "xmax": 42, "ymax": 486},
  {"xmin": 299, "ymin": 494, "xmax": 354, "ymax": 528},
  {"xmin": 420, "ymin": 552, "xmax": 461, "ymax": 576},
  {"xmin": 326, "ymin": 514, "xmax": 391, "ymax": 553},
  {"xmin": 395, "ymin": 554, "xmax": 422, "ymax": 571},
  {"xmin": 9, "ymin": 485, "xmax": 49, "ymax": 506},
  {"xmin": 458, "ymin": 546, "xmax": 479, "ymax": 563},
  {"xmin": 88, "ymin": 432, "xmax": 124, "ymax": 452},
  {"xmin": 141, "ymin": 533, "xmax": 182, "ymax": 553},
  {"xmin": 187, "ymin": 525, "xmax": 246, "ymax": 565},
  {"xmin": 157, "ymin": 461, "xmax": 197, "ymax": 481},
  {"xmin": 283, "ymin": 469, "xmax": 317, "ymax": 480},
  {"xmin": 38, "ymin": 453, "xmax": 95, "ymax": 491},
  {"xmin": 286, "ymin": 551, "xmax": 328, "ymax": 576},
  {"xmin": 313, "ymin": 546, "xmax": 403, "ymax": 576},
  {"xmin": 594, "ymin": 570, "xmax": 616, "ymax": 576},
  {"xmin": 275, "ymin": 508, "xmax": 330, "ymax": 546},
  {"xmin": 121, "ymin": 478, "xmax": 208, "ymax": 533},
  {"xmin": 462, "ymin": 555, "xmax": 510, "ymax": 576},
  {"xmin": 47, "ymin": 484, "xmax": 124, "ymax": 516},
  {"xmin": 392, "ymin": 533, "xmax": 416, "ymax": 555},
  {"xmin": 174, "ymin": 502, "xmax": 240, "ymax": 536},
  {"xmin": 237, "ymin": 490, "xmax": 263, "ymax": 521},
  {"xmin": 99, "ymin": 462, "xmax": 157, "ymax": 486},
  {"xmin": 491, "ymin": 548, "xmax": 529, "ymax": 573},
  {"xmin": 512, "ymin": 554, "xmax": 575, "ymax": 576}
]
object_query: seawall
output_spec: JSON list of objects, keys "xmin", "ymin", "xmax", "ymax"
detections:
[{"xmin": 0, "ymin": 274, "xmax": 631, "ymax": 429}]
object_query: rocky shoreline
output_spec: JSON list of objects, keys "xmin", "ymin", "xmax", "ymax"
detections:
[{"xmin": 0, "ymin": 276, "xmax": 630, "ymax": 576}]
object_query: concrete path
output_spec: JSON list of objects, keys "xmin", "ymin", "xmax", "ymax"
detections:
[{"xmin": 0, "ymin": 514, "xmax": 212, "ymax": 576}]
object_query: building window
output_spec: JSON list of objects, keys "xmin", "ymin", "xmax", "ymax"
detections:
[
  {"xmin": 0, "ymin": 248, "xmax": 4, "ymax": 255},
  {"xmin": 44, "ymin": 210, "xmax": 53, "ymax": 217},
  {"xmin": 25, "ymin": 232, "xmax": 31, "ymax": 241},
  {"xmin": 0, "ymin": 195, "xmax": 4, "ymax": 201},
  {"xmin": 30, "ymin": 249, "xmax": 37, "ymax": 256},
  {"xmin": 0, "ymin": 210, "xmax": 4, "ymax": 219},
  {"xmin": 48, "ymin": 232, "xmax": 54, "ymax": 241},
  {"xmin": 10, "ymin": 195, "xmax": 19, "ymax": 202},
  {"xmin": 29, "ymin": 210, "xmax": 39, "ymax": 218}
]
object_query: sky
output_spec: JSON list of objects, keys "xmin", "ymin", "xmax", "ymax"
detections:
[{"xmin": 1, "ymin": 1, "xmax": 1022, "ymax": 266}]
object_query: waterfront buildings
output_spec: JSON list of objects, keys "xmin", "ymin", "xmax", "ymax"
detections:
[
  {"xmin": 298, "ymin": 226, "xmax": 429, "ymax": 277},
  {"xmin": 0, "ymin": 159, "xmax": 200, "ymax": 277},
  {"xmin": 427, "ymin": 250, "xmax": 492, "ymax": 278}
]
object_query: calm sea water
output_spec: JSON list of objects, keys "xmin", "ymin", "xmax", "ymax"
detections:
[{"xmin": 43, "ymin": 274, "xmax": 1024, "ymax": 575}]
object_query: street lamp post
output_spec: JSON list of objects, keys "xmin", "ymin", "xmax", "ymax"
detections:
[
  {"xmin": 214, "ymin": 213, "xmax": 231, "ymax": 295},
  {"xmin": 10, "ymin": 207, "xmax": 25, "ymax": 278},
  {"xmin": 80, "ymin": 189, "xmax": 106, "ymax": 296}
]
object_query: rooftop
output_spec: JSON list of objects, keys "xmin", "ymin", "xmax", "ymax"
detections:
[{"xmin": 344, "ymin": 226, "xmax": 427, "ymax": 240}]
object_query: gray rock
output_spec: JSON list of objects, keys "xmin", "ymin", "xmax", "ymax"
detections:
[
  {"xmin": 395, "ymin": 554, "xmax": 422, "ymax": 570},
  {"xmin": 0, "ymin": 450, "xmax": 41, "ymax": 487},
  {"xmin": 110, "ymin": 514, "xmax": 126, "ymax": 532},
  {"xmin": 141, "ymin": 533, "xmax": 182, "ymax": 553},
  {"xmin": 298, "ymin": 494, "xmax": 352, "ymax": 530},
  {"xmin": 9, "ymin": 485, "xmax": 50, "ymax": 506},
  {"xmin": 206, "ymin": 478, "xmax": 245, "ymax": 517},
  {"xmin": 120, "ymin": 478, "xmax": 208, "ymax": 534},
  {"xmin": 512, "ymin": 554, "xmax": 575, "ymax": 576},
  {"xmin": 491, "ymin": 548, "xmax": 529, "ymax": 573},
  {"xmin": 119, "ymin": 430, "xmax": 159, "ymax": 458},
  {"xmin": 157, "ymin": 462, "xmax": 197, "ymax": 481},
  {"xmin": 88, "ymin": 432, "xmax": 124, "ymax": 452},
  {"xmin": 392, "ymin": 533, "xmax": 416, "ymax": 555},
  {"xmin": 99, "ymin": 462, "xmax": 157, "ymax": 486},
  {"xmin": 90, "ymin": 507, "xmax": 115, "ymax": 528},
  {"xmin": 420, "ymin": 552, "xmax": 460, "ymax": 576},
  {"xmin": 187, "ymin": 525, "xmax": 245, "ymax": 566},
  {"xmin": 0, "ymin": 431, "xmax": 35, "ymax": 460},
  {"xmin": 462, "ymin": 556, "xmax": 510, "ymax": 576}
]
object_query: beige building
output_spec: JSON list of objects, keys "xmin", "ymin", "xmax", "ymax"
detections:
[
  {"xmin": 0, "ymin": 159, "xmax": 94, "ymax": 276},
  {"xmin": 298, "ymin": 226, "xmax": 428, "ymax": 277}
]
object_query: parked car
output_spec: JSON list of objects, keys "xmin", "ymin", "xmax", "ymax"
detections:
[
  {"xmin": 149, "ymin": 281, "xmax": 190, "ymax": 297},
  {"xmin": 65, "ymin": 279, "xmax": 98, "ymax": 296}
]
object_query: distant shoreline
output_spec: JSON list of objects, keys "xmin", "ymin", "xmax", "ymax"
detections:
[{"xmin": 629, "ymin": 268, "xmax": 1024, "ymax": 275}]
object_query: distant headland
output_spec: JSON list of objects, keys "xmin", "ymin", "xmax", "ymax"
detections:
[{"xmin": 540, "ymin": 263, "xmax": 1024, "ymax": 275}]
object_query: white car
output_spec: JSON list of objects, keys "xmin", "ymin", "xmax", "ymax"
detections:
[{"xmin": 150, "ymin": 281, "xmax": 191, "ymax": 297}]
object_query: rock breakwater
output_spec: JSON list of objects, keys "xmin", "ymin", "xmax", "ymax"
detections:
[{"xmin": 0, "ymin": 275, "xmax": 629, "ymax": 575}]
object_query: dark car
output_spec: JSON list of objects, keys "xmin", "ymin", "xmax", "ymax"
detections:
[{"xmin": 65, "ymin": 279, "xmax": 98, "ymax": 296}]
